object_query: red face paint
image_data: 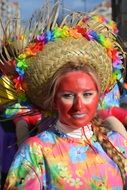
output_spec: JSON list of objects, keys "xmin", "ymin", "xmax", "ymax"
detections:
[{"xmin": 54, "ymin": 71, "xmax": 99, "ymax": 129}]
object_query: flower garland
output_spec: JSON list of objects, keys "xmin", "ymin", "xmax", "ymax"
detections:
[
  {"xmin": 83, "ymin": 15, "xmax": 118, "ymax": 34},
  {"xmin": 13, "ymin": 24, "xmax": 123, "ymax": 94}
]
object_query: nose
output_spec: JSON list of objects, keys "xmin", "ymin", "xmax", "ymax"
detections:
[{"xmin": 73, "ymin": 95, "xmax": 84, "ymax": 111}]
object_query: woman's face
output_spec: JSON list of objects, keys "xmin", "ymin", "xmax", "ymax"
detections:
[{"xmin": 54, "ymin": 71, "xmax": 99, "ymax": 129}]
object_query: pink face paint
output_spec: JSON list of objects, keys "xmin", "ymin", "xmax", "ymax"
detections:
[{"xmin": 54, "ymin": 71, "xmax": 99, "ymax": 129}]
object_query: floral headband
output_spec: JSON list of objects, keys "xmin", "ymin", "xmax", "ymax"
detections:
[
  {"xmin": 83, "ymin": 15, "xmax": 118, "ymax": 34},
  {"xmin": 13, "ymin": 23, "xmax": 123, "ymax": 95}
]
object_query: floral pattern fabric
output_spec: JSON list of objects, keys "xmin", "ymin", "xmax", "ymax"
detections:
[{"xmin": 4, "ymin": 125, "xmax": 127, "ymax": 190}]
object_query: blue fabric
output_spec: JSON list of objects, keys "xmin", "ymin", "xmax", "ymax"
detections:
[{"xmin": 0, "ymin": 122, "xmax": 17, "ymax": 173}]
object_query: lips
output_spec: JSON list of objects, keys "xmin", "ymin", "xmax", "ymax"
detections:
[{"xmin": 72, "ymin": 113, "xmax": 86, "ymax": 118}]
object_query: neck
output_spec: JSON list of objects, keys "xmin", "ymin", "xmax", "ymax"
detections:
[{"xmin": 56, "ymin": 120, "xmax": 93, "ymax": 139}]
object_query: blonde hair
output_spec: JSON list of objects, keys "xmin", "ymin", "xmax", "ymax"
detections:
[{"xmin": 92, "ymin": 117, "xmax": 126, "ymax": 186}]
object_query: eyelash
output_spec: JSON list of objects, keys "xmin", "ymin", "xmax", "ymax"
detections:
[
  {"xmin": 83, "ymin": 92, "xmax": 93, "ymax": 97},
  {"xmin": 62, "ymin": 93, "xmax": 73, "ymax": 99},
  {"xmin": 62, "ymin": 92, "xmax": 93, "ymax": 99}
]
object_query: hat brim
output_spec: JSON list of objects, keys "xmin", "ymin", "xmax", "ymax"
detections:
[{"xmin": 24, "ymin": 37, "xmax": 112, "ymax": 109}]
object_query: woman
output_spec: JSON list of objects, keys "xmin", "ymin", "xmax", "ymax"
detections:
[
  {"xmin": 4, "ymin": 63, "xmax": 127, "ymax": 189},
  {"xmin": 2, "ymin": 2, "xmax": 127, "ymax": 189}
]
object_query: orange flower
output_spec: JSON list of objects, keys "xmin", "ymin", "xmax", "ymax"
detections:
[
  {"xmin": 68, "ymin": 28, "xmax": 82, "ymax": 38},
  {"xmin": 25, "ymin": 42, "xmax": 44, "ymax": 56}
]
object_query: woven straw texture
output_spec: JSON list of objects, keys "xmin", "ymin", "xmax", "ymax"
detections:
[{"xmin": 24, "ymin": 37, "xmax": 112, "ymax": 109}]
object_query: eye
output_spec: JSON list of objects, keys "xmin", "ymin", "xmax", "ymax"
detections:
[
  {"xmin": 83, "ymin": 92, "xmax": 93, "ymax": 97},
  {"xmin": 62, "ymin": 93, "xmax": 74, "ymax": 99}
]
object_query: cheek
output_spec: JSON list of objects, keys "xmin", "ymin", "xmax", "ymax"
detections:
[
  {"xmin": 88, "ymin": 96, "xmax": 99, "ymax": 110},
  {"xmin": 82, "ymin": 95, "xmax": 98, "ymax": 111},
  {"xmin": 55, "ymin": 98, "xmax": 72, "ymax": 113}
]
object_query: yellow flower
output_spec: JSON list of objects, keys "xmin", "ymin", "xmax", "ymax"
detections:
[
  {"xmin": 44, "ymin": 147, "xmax": 52, "ymax": 154},
  {"xmin": 76, "ymin": 169, "xmax": 84, "ymax": 177}
]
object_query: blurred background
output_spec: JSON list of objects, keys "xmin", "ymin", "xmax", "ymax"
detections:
[{"xmin": 0, "ymin": 0, "xmax": 127, "ymax": 43}]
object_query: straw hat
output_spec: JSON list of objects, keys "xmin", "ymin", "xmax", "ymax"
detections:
[
  {"xmin": 25, "ymin": 37, "xmax": 112, "ymax": 108},
  {"xmin": 0, "ymin": 1, "xmax": 126, "ymax": 113}
]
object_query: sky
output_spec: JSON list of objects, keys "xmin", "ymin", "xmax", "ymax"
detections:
[{"xmin": 11, "ymin": 0, "xmax": 104, "ymax": 21}]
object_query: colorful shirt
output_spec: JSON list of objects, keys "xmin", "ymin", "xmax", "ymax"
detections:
[{"xmin": 4, "ymin": 124, "xmax": 127, "ymax": 190}]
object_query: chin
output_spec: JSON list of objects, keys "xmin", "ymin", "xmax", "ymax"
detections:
[
  {"xmin": 72, "ymin": 118, "xmax": 91, "ymax": 127},
  {"xmin": 70, "ymin": 121, "xmax": 89, "ymax": 128},
  {"xmin": 60, "ymin": 118, "xmax": 91, "ymax": 128}
]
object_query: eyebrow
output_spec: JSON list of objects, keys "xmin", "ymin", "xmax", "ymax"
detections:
[
  {"xmin": 83, "ymin": 89, "xmax": 97, "ymax": 92},
  {"xmin": 59, "ymin": 89, "xmax": 97, "ymax": 93}
]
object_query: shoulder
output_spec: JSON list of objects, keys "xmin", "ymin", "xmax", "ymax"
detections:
[
  {"xmin": 107, "ymin": 131, "xmax": 127, "ymax": 158},
  {"xmin": 14, "ymin": 130, "xmax": 57, "ymax": 164},
  {"xmin": 24, "ymin": 129, "xmax": 56, "ymax": 147}
]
